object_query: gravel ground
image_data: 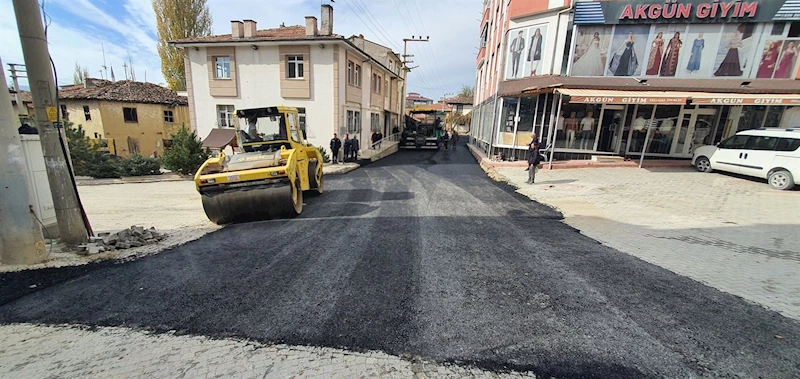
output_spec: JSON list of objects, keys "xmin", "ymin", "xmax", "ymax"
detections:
[{"xmin": 1, "ymin": 141, "xmax": 799, "ymax": 378}]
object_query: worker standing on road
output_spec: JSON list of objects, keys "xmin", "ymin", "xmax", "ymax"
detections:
[
  {"xmin": 526, "ymin": 132, "xmax": 541, "ymax": 184},
  {"xmin": 351, "ymin": 135, "xmax": 360, "ymax": 161},
  {"xmin": 451, "ymin": 130, "xmax": 459, "ymax": 151},
  {"xmin": 371, "ymin": 131, "xmax": 380, "ymax": 149},
  {"xmin": 330, "ymin": 134, "xmax": 342, "ymax": 164},
  {"xmin": 343, "ymin": 134, "xmax": 352, "ymax": 163}
]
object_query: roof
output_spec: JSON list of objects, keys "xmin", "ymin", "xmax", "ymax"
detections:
[
  {"xmin": 409, "ymin": 102, "xmax": 452, "ymax": 112},
  {"xmin": 171, "ymin": 25, "xmax": 338, "ymax": 44},
  {"xmin": 202, "ymin": 128, "xmax": 237, "ymax": 149},
  {"xmin": 59, "ymin": 80, "xmax": 188, "ymax": 105},
  {"xmin": 497, "ymin": 75, "xmax": 800, "ymax": 97},
  {"xmin": 9, "ymin": 88, "xmax": 32, "ymax": 102},
  {"xmin": 406, "ymin": 93, "xmax": 433, "ymax": 101},
  {"xmin": 444, "ymin": 95, "xmax": 473, "ymax": 105}
]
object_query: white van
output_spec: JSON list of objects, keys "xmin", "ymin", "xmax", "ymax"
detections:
[{"xmin": 692, "ymin": 128, "xmax": 800, "ymax": 190}]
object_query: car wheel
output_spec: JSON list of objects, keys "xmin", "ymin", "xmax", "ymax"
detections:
[
  {"xmin": 768, "ymin": 170, "xmax": 795, "ymax": 191},
  {"xmin": 695, "ymin": 156, "xmax": 712, "ymax": 173}
]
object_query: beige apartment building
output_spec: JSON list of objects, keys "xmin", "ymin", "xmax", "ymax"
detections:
[{"xmin": 172, "ymin": 4, "xmax": 406, "ymax": 155}]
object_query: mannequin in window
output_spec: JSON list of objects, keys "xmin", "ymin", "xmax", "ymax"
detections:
[
  {"xmin": 565, "ymin": 111, "xmax": 578, "ymax": 148},
  {"xmin": 579, "ymin": 111, "xmax": 596, "ymax": 149},
  {"xmin": 656, "ymin": 118, "xmax": 675, "ymax": 153},
  {"xmin": 555, "ymin": 111, "xmax": 565, "ymax": 147},
  {"xmin": 632, "ymin": 115, "xmax": 647, "ymax": 152}
]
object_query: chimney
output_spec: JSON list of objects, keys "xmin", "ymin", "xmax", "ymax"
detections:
[
  {"xmin": 231, "ymin": 20, "xmax": 244, "ymax": 38},
  {"xmin": 243, "ymin": 19, "xmax": 257, "ymax": 38},
  {"xmin": 305, "ymin": 16, "xmax": 318, "ymax": 37},
  {"xmin": 320, "ymin": 4, "xmax": 333, "ymax": 36}
]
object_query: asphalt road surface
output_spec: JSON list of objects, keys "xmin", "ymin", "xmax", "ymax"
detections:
[{"xmin": 2, "ymin": 141, "xmax": 799, "ymax": 378}]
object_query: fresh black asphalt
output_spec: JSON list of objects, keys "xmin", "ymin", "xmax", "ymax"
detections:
[{"xmin": 2, "ymin": 140, "xmax": 799, "ymax": 378}]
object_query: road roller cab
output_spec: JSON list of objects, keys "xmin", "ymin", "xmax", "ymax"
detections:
[{"xmin": 194, "ymin": 106, "xmax": 324, "ymax": 224}]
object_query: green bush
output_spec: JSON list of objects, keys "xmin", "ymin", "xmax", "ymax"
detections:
[
  {"xmin": 65, "ymin": 122, "xmax": 120, "ymax": 178},
  {"xmin": 118, "ymin": 154, "xmax": 161, "ymax": 176},
  {"xmin": 161, "ymin": 126, "xmax": 210, "ymax": 175},
  {"xmin": 317, "ymin": 146, "xmax": 331, "ymax": 163}
]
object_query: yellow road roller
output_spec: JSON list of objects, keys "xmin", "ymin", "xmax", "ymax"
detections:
[{"xmin": 194, "ymin": 106, "xmax": 323, "ymax": 224}]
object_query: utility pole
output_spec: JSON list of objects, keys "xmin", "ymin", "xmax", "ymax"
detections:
[
  {"xmin": 0, "ymin": 55, "xmax": 47, "ymax": 265},
  {"xmin": 402, "ymin": 36, "xmax": 429, "ymax": 120},
  {"xmin": 8, "ymin": 63, "xmax": 28, "ymax": 118},
  {"xmin": 13, "ymin": 0, "xmax": 89, "ymax": 245}
]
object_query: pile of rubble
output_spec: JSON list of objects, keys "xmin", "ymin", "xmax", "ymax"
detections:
[{"xmin": 77, "ymin": 226, "xmax": 166, "ymax": 255}]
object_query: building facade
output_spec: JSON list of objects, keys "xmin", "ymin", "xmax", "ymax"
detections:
[
  {"xmin": 59, "ymin": 80, "xmax": 189, "ymax": 157},
  {"xmin": 405, "ymin": 92, "xmax": 434, "ymax": 108},
  {"xmin": 172, "ymin": 5, "xmax": 406, "ymax": 156},
  {"xmin": 472, "ymin": 0, "xmax": 800, "ymax": 162}
]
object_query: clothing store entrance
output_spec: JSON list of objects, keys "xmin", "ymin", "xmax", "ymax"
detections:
[
  {"xmin": 596, "ymin": 105, "xmax": 625, "ymax": 153},
  {"xmin": 672, "ymin": 108, "xmax": 716, "ymax": 157}
]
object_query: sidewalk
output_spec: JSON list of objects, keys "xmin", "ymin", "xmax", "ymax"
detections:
[
  {"xmin": 489, "ymin": 164, "xmax": 800, "ymax": 320},
  {"xmin": 0, "ymin": 324, "xmax": 534, "ymax": 378}
]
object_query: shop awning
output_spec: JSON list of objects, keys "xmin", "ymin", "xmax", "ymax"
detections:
[
  {"xmin": 556, "ymin": 89, "xmax": 800, "ymax": 106},
  {"xmin": 202, "ymin": 128, "xmax": 237, "ymax": 149},
  {"xmin": 556, "ymin": 89, "xmax": 692, "ymax": 105}
]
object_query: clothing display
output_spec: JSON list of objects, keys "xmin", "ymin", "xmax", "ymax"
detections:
[
  {"xmin": 659, "ymin": 119, "xmax": 674, "ymax": 132},
  {"xmin": 610, "ymin": 40, "xmax": 638, "ymax": 76},
  {"xmin": 660, "ymin": 35, "xmax": 682, "ymax": 76},
  {"xmin": 756, "ymin": 42, "xmax": 781, "ymax": 78},
  {"xmin": 579, "ymin": 116, "xmax": 595, "ymax": 150},
  {"xmin": 646, "ymin": 36, "xmax": 664, "ymax": 75},
  {"xmin": 632, "ymin": 116, "xmax": 647, "ymax": 131},
  {"xmin": 510, "ymin": 35, "xmax": 525, "ymax": 78},
  {"xmin": 565, "ymin": 116, "xmax": 578, "ymax": 148},
  {"xmin": 573, "ymin": 38, "xmax": 604, "ymax": 76},
  {"xmin": 686, "ymin": 38, "xmax": 704, "ymax": 72},
  {"xmin": 715, "ymin": 32, "xmax": 744, "ymax": 76},
  {"xmin": 773, "ymin": 45, "xmax": 797, "ymax": 79}
]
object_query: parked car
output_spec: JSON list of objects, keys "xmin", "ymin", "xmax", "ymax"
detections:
[{"xmin": 692, "ymin": 128, "xmax": 800, "ymax": 190}]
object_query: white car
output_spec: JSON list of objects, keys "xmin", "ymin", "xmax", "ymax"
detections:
[{"xmin": 692, "ymin": 128, "xmax": 800, "ymax": 190}]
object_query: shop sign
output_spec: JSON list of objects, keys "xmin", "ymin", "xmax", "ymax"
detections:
[
  {"xmin": 692, "ymin": 97, "xmax": 800, "ymax": 105},
  {"xmin": 574, "ymin": 0, "xmax": 789, "ymax": 25},
  {"xmin": 569, "ymin": 95, "xmax": 687, "ymax": 105}
]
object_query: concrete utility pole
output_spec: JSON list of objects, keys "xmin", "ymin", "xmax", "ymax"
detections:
[
  {"xmin": 0, "ymin": 56, "xmax": 47, "ymax": 265},
  {"xmin": 401, "ymin": 36, "xmax": 429, "ymax": 119},
  {"xmin": 13, "ymin": 0, "xmax": 89, "ymax": 245}
]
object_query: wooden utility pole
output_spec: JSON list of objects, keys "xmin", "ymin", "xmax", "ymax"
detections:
[
  {"xmin": 0, "ymin": 55, "xmax": 47, "ymax": 265},
  {"xmin": 13, "ymin": 0, "xmax": 90, "ymax": 245}
]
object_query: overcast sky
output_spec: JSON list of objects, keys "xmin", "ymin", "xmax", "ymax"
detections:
[{"xmin": 1, "ymin": 0, "xmax": 480, "ymax": 101}]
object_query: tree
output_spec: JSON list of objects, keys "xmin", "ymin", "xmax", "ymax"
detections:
[
  {"xmin": 65, "ymin": 122, "xmax": 120, "ymax": 178},
  {"xmin": 153, "ymin": 0, "xmax": 213, "ymax": 90},
  {"xmin": 73, "ymin": 63, "xmax": 89, "ymax": 84},
  {"xmin": 161, "ymin": 126, "xmax": 210, "ymax": 175},
  {"xmin": 457, "ymin": 85, "xmax": 474, "ymax": 99}
]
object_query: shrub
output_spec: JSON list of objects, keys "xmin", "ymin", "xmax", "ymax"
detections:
[
  {"xmin": 317, "ymin": 146, "xmax": 331, "ymax": 163},
  {"xmin": 65, "ymin": 122, "xmax": 120, "ymax": 178},
  {"xmin": 118, "ymin": 154, "xmax": 161, "ymax": 176},
  {"xmin": 161, "ymin": 126, "xmax": 210, "ymax": 175}
]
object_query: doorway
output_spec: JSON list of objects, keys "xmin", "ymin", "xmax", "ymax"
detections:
[
  {"xmin": 672, "ymin": 108, "xmax": 716, "ymax": 156},
  {"xmin": 596, "ymin": 105, "xmax": 625, "ymax": 152}
]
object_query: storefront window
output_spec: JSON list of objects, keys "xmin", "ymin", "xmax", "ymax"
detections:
[
  {"xmin": 648, "ymin": 106, "xmax": 681, "ymax": 154},
  {"xmin": 516, "ymin": 96, "xmax": 536, "ymax": 147},
  {"xmin": 537, "ymin": 94, "xmax": 554, "ymax": 144},
  {"xmin": 628, "ymin": 105, "xmax": 654, "ymax": 153},
  {"xmin": 738, "ymin": 105, "xmax": 766, "ymax": 132},
  {"xmin": 557, "ymin": 103, "xmax": 601, "ymax": 150},
  {"xmin": 497, "ymin": 97, "xmax": 518, "ymax": 146},
  {"xmin": 763, "ymin": 106, "xmax": 785, "ymax": 128}
]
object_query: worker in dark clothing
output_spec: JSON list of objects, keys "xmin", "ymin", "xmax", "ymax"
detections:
[
  {"xmin": 392, "ymin": 125, "xmax": 400, "ymax": 134},
  {"xmin": 18, "ymin": 123, "xmax": 38, "ymax": 135},
  {"xmin": 451, "ymin": 130, "xmax": 459, "ymax": 150},
  {"xmin": 351, "ymin": 135, "xmax": 360, "ymax": 161},
  {"xmin": 526, "ymin": 132, "xmax": 541, "ymax": 184},
  {"xmin": 330, "ymin": 134, "xmax": 342, "ymax": 164},
  {"xmin": 371, "ymin": 131, "xmax": 380, "ymax": 149},
  {"xmin": 343, "ymin": 134, "xmax": 352, "ymax": 163}
]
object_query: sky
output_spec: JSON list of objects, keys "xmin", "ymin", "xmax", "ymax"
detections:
[{"xmin": 1, "ymin": 0, "xmax": 481, "ymax": 101}]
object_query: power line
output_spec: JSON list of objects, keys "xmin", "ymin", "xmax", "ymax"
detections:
[
  {"xmin": 350, "ymin": 0, "xmax": 401, "ymax": 51},
  {"xmin": 411, "ymin": 0, "xmax": 450, "ymax": 91},
  {"xmin": 339, "ymin": 0, "xmax": 395, "ymax": 49},
  {"xmin": 393, "ymin": 0, "xmax": 447, "ymax": 91}
]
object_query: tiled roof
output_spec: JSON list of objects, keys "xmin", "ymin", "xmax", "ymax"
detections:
[
  {"xmin": 9, "ymin": 88, "xmax": 32, "ymax": 102},
  {"xmin": 444, "ymin": 95, "xmax": 473, "ymax": 104},
  {"xmin": 59, "ymin": 80, "xmax": 188, "ymax": 105},
  {"xmin": 406, "ymin": 93, "xmax": 432, "ymax": 101},
  {"xmin": 498, "ymin": 75, "xmax": 800, "ymax": 97},
  {"xmin": 171, "ymin": 25, "xmax": 338, "ymax": 44}
]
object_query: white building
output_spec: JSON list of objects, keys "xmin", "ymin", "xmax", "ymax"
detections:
[{"xmin": 172, "ymin": 4, "xmax": 406, "ymax": 155}]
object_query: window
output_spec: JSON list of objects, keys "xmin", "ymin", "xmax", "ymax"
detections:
[
  {"xmin": 288, "ymin": 112, "xmax": 301, "ymax": 142},
  {"xmin": 60, "ymin": 104, "xmax": 69, "ymax": 120},
  {"xmin": 83, "ymin": 105, "xmax": 91, "ymax": 121},
  {"xmin": 372, "ymin": 74, "xmax": 382, "ymax": 94},
  {"xmin": 456, "ymin": 104, "xmax": 464, "ymax": 113},
  {"xmin": 776, "ymin": 138, "xmax": 800, "ymax": 152},
  {"xmin": 772, "ymin": 22, "xmax": 786, "ymax": 35},
  {"xmin": 287, "ymin": 55, "xmax": 304, "ymax": 79},
  {"xmin": 719, "ymin": 135, "xmax": 749, "ymax": 149},
  {"xmin": 297, "ymin": 107, "xmax": 306, "ymax": 131},
  {"xmin": 346, "ymin": 110, "xmax": 361, "ymax": 134},
  {"xmin": 123, "ymin": 107, "xmax": 138, "ymax": 123},
  {"xmin": 347, "ymin": 61, "xmax": 354, "ymax": 85},
  {"xmin": 355, "ymin": 64, "xmax": 361, "ymax": 86},
  {"xmin": 480, "ymin": 22, "xmax": 488, "ymax": 47},
  {"xmin": 389, "ymin": 61, "xmax": 393, "ymax": 71},
  {"xmin": 217, "ymin": 105, "xmax": 235, "ymax": 127},
  {"xmin": 163, "ymin": 110, "xmax": 174, "ymax": 123},
  {"xmin": 789, "ymin": 22, "xmax": 800, "ymax": 38},
  {"xmin": 371, "ymin": 113, "xmax": 380, "ymax": 131},
  {"xmin": 744, "ymin": 135, "xmax": 779, "ymax": 151},
  {"xmin": 214, "ymin": 56, "xmax": 231, "ymax": 79}
]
